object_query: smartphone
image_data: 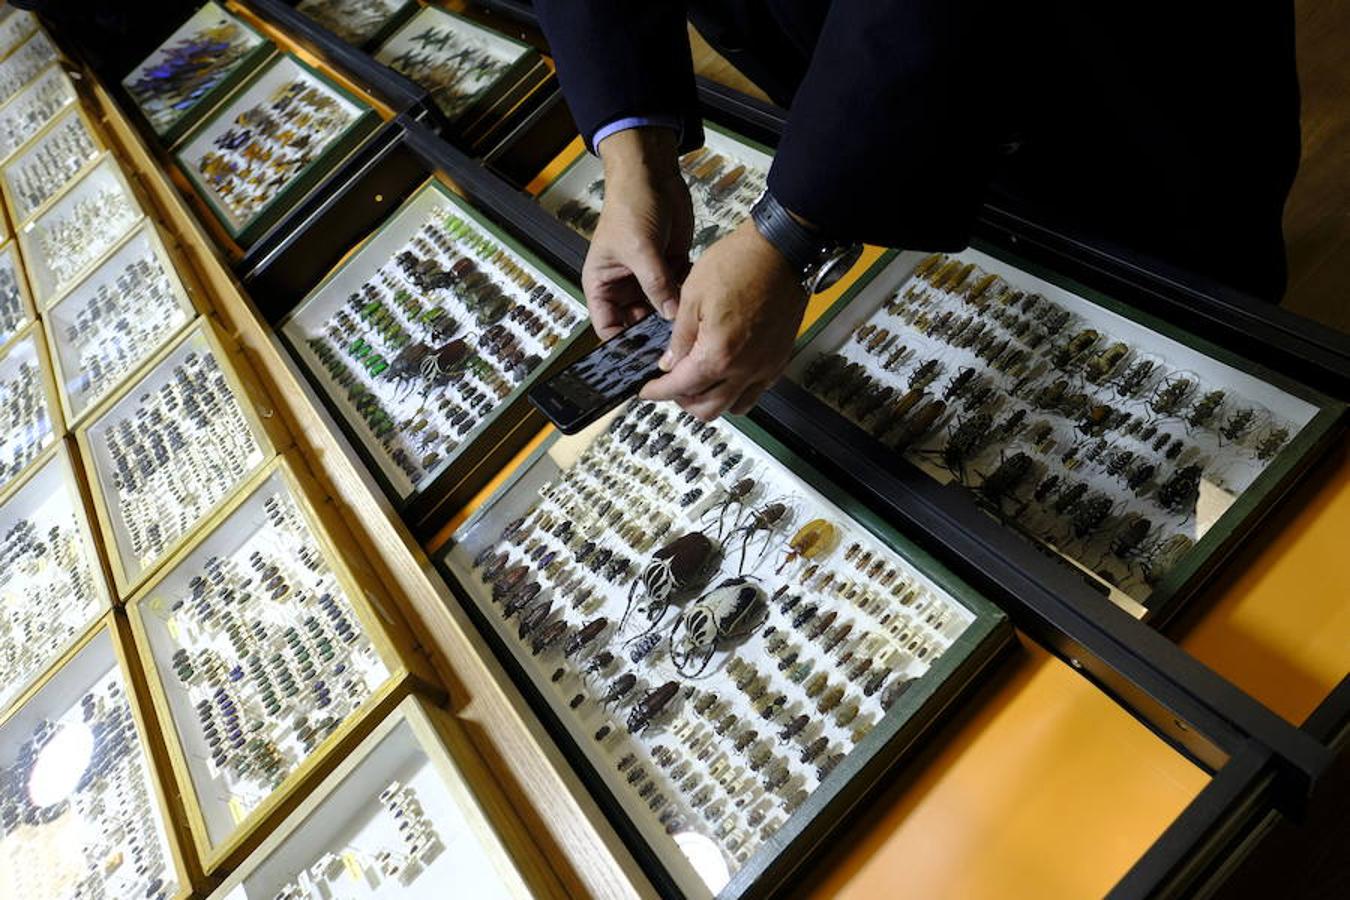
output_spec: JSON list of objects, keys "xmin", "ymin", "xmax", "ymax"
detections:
[{"xmin": 529, "ymin": 313, "xmax": 673, "ymax": 434}]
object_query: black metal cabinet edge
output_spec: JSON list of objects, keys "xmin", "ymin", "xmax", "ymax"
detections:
[
  {"xmin": 752, "ymin": 383, "xmax": 1334, "ymax": 792},
  {"xmin": 1109, "ymin": 741, "xmax": 1280, "ymax": 900},
  {"xmin": 469, "ymin": 0, "xmax": 541, "ymax": 29},
  {"xmin": 1301, "ymin": 675, "xmax": 1350, "ymax": 750}
]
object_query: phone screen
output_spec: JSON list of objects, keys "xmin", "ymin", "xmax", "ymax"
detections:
[{"xmin": 529, "ymin": 313, "xmax": 673, "ymax": 434}]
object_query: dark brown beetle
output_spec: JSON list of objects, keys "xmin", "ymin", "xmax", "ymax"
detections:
[{"xmin": 627, "ymin": 681, "xmax": 680, "ymax": 734}]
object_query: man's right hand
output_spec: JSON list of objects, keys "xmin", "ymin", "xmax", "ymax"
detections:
[{"xmin": 585, "ymin": 127, "xmax": 693, "ymax": 339}]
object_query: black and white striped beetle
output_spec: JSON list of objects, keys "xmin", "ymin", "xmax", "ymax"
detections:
[{"xmin": 669, "ymin": 577, "xmax": 768, "ymax": 677}]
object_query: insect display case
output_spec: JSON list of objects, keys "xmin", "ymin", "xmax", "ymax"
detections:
[
  {"xmin": 278, "ymin": 175, "xmax": 588, "ymax": 532},
  {"xmin": 437, "ymin": 402, "xmax": 1010, "ymax": 899},
  {"xmin": 74, "ymin": 316, "xmax": 283, "ymax": 597},
  {"xmin": 0, "ymin": 7, "xmax": 38, "ymax": 62},
  {"xmin": 537, "ymin": 121, "xmax": 770, "ymax": 257},
  {"xmin": 42, "ymin": 220, "xmax": 200, "ymax": 424},
  {"xmin": 292, "ymin": 0, "xmax": 418, "ymax": 49},
  {"xmin": 173, "ymin": 51, "xmax": 381, "ymax": 246},
  {"xmin": 125, "ymin": 453, "xmax": 440, "ymax": 872},
  {"xmin": 0, "ymin": 442, "xmax": 111, "ymax": 718},
  {"xmin": 0, "ymin": 614, "xmax": 196, "ymax": 899},
  {"xmin": 0, "ymin": 62, "xmax": 77, "ymax": 165},
  {"xmin": 373, "ymin": 5, "xmax": 541, "ymax": 133},
  {"xmin": 17, "ymin": 151, "xmax": 146, "ymax": 306},
  {"xmin": 120, "ymin": 1, "xmax": 274, "ymax": 146},
  {"xmin": 778, "ymin": 246, "xmax": 1346, "ymax": 622},
  {"xmin": 0, "ymin": 237, "xmax": 35, "ymax": 349},
  {"xmin": 0, "ymin": 321, "xmax": 61, "ymax": 495},
  {"xmin": 0, "ymin": 102, "xmax": 103, "ymax": 226},
  {"xmin": 206, "ymin": 694, "xmax": 560, "ymax": 899},
  {"xmin": 0, "ymin": 27, "xmax": 59, "ymax": 107},
  {"xmin": 238, "ymin": 114, "xmax": 593, "ymax": 533}
]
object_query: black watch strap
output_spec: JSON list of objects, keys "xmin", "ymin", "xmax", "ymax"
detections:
[{"xmin": 750, "ymin": 190, "xmax": 833, "ymax": 277}]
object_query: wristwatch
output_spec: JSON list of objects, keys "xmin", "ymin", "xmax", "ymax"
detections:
[{"xmin": 750, "ymin": 190, "xmax": 861, "ymax": 294}]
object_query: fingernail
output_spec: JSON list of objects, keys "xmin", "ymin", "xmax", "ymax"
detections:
[
  {"xmin": 658, "ymin": 351, "xmax": 673, "ymax": 371},
  {"xmin": 661, "ymin": 300, "xmax": 678, "ymax": 319}
]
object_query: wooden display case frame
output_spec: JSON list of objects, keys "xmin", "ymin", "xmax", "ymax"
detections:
[
  {"xmin": 0, "ymin": 6, "xmax": 40, "ymax": 63},
  {"xmin": 73, "ymin": 314, "xmax": 289, "ymax": 598},
  {"xmin": 87, "ymin": 70, "xmax": 658, "ymax": 897},
  {"xmin": 276, "ymin": 174, "xmax": 592, "ymax": 534},
  {"xmin": 120, "ymin": 1, "xmax": 276, "ymax": 147},
  {"xmin": 0, "ymin": 100, "xmax": 106, "ymax": 227},
  {"xmin": 0, "ymin": 236, "xmax": 36, "ymax": 352},
  {"xmin": 41, "ymin": 218, "xmax": 204, "ymax": 427},
  {"xmin": 17, "ymin": 149, "xmax": 148, "ymax": 307},
  {"xmin": 0, "ymin": 61, "xmax": 79, "ymax": 168},
  {"xmin": 436, "ymin": 414, "xmax": 1013, "ymax": 900},
  {"xmin": 0, "ymin": 318, "xmax": 65, "ymax": 496},
  {"xmin": 0, "ymin": 439, "xmax": 114, "ymax": 721},
  {"xmin": 784, "ymin": 246, "xmax": 1348, "ymax": 624},
  {"xmin": 206, "ymin": 693, "xmax": 565, "ymax": 899},
  {"xmin": 0, "ymin": 610, "xmax": 203, "ymax": 898},
  {"xmin": 125, "ymin": 451, "xmax": 442, "ymax": 874},
  {"xmin": 0, "ymin": 26, "xmax": 62, "ymax": 106},
  {"xmin": 172, "ymin": 51, "xmax": 382, "ymax": 248}
]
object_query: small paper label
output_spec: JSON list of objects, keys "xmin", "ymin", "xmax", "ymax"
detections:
[{"xmin": 342, "ymin": 851, "xmax": 363, "ymax": 880}]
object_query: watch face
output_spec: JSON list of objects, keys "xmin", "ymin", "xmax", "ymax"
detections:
[{"xmin": 809, "ymin": 244, "xmax": 864, "ymax": 295}]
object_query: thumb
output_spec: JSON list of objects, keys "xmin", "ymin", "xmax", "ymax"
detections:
[
  {"xmin": 628, "ymin": 243, "xmax": 680, "ymax": 320},
  {"xmin": 659, "ymin": 288, "xmax": 699, "ymax": 371}
]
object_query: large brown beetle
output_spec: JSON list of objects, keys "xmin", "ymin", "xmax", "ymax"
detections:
[{"xmin": 622, "ymin": 532, "xmax": 716, "ymax": 631}]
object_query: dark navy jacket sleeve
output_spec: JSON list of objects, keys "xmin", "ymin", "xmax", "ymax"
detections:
[{"xmin": 534, "ymin": 0, "xmax": 706, "ymax": 154}]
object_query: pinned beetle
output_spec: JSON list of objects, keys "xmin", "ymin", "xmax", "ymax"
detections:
[
  {"xmin": 622, "ymin": 532, "xmax": 716, "ymax": 630},
  {"xmin": 669, "ymin": 577, "xmax": 768, "ymax": 677}
]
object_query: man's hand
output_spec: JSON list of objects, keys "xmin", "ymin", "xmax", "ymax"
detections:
[
  {"xmin": 640, "ymin": 219, "xmax": 808, "ymax": 420},
  {"xmin": 585, "ymin": 128, "xmax": 694, "ymax": 339}
]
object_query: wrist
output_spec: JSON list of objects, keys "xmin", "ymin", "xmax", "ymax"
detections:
[{"xmin": 598, "ymin": 127, "xmax": 680, "ymax": 180}]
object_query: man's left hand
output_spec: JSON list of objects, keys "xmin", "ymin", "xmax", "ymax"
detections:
[{"xmin": 640, "ymin": 219, "xmax": 808, "ymax": 420}]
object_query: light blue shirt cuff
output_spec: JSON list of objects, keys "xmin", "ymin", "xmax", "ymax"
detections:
[{"xmin": 591, "ymin": 115, "xmax": 683, "ymax": 153}]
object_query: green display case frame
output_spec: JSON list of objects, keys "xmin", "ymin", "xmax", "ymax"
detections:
[
  {"xmin": 786, "ymin": 244, "xmax": 1347, "ymax": 625},
  {"xmin": 436, "ymin": 410, "xmax": 1012, "ymax": 900},
  {"xmin": 278, "ymin": 174, "xmax": 592, "ymax": 531},
  {"xmin": 173, "ymin": 51, "xmax": 381, "ymax": 246}
]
